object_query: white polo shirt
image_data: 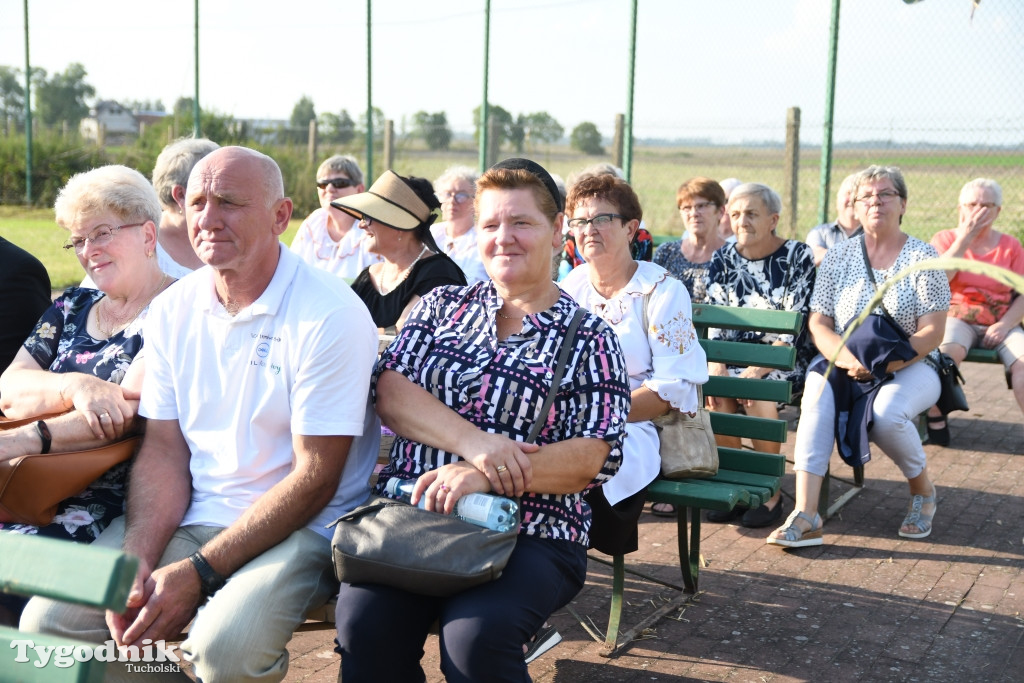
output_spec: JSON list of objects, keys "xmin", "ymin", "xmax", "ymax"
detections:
[{"xmin": 140, "ymin": 244, "xmax": 379, "ymax": 539}]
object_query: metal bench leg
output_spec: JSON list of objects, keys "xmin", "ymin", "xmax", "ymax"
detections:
[
  {"xmin": 678, "ymin": 507, "xmax": 700, "ymax": 594},
  {"xmin": 603, "ymin": 555, "xmax": 625, "ymax": 652},
  {"xmin": 821, "ymin": 463, "xmax": 864, "ymax": 520}
]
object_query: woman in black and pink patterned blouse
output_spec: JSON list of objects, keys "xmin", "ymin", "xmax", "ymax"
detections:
[{"xmin": 335, "ymin": 158, "xmax": 631, "ymax": 681}]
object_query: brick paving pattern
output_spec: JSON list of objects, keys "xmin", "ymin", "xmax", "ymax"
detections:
[{"xmin": 280, "ymin": 362, "xmax": 1022, "ymax": 682}]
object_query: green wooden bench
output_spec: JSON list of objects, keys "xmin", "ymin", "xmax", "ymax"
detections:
[
  {"xmin": 581, "ymin": 304, "xmax": 801, "ymax": 656},
  {"xmin": 0, "ymin": 534, "xmax": 139, "ymax": 683}
]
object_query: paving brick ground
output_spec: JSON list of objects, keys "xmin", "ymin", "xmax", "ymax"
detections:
[{"xmin": 280, "ymin": 362, "xmax": 1022, "ymax": 682}]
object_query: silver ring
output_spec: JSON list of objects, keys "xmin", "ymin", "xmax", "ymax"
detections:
[
  {"xmin": 496, "ymin": 465, "xmax": 508, "ymax": 474},
  {"xmin": 100, "ymin": 412, "xmax": 110, "ymax": 420}
]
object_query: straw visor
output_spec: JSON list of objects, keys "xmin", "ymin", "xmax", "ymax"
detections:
[{"xmin": 330, "ymin": 170, "xmax": 432, "ymax": 231}]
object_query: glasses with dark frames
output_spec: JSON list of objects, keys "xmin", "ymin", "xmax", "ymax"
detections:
[
  {"xmin": 317, "ymin": 177, "xmax": 359, "ymax": 190},
  {"xmin": 566, "ymin": 214, "xmax": 625, "ymax": 230}
]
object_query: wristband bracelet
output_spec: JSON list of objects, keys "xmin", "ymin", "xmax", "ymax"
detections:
[
  {"xmin": 189, "ymin": 551, "xmax": 227, "ymax": 597},
  {"xmin": 35, "ymin": 420, "xmax": 52, "ymax": 454}
]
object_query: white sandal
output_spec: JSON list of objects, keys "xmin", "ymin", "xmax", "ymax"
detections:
[
  {"xmin": 898, "ymin": 487, "xmax": 937, "ymax": 539},
  {"xmin": 767, "ymin": 510, "xmax": 824, "ymax": 548}
]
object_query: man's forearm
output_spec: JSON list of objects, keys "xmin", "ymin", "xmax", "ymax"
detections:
[
  {"xmin": 195, "ymin": 435, "xmax": 352, "ymax": 578},
  {"xmin": 122, "ymin": 426, "xmax": 193, "ymax": 569}
]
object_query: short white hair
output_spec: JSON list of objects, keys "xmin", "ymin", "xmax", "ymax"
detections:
[
  {"xmin": 959, "ymin": 178, "xmax": 1002, "ymax": 207},
  {"xmin": 54, "ymin": 165, "xmax": 162, "ymax": 231}
]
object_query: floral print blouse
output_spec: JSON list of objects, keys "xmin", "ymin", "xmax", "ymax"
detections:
[
  {"xmin": 705, "ymin": 240, "xmax": 817, "ymax": 387},
  {"xmin": 653, "ymin": 239, "xmax": 713, "ymax": 303},
  {"xmin": 1, "ymin": 287, "xmax": 147, "ymax": 541},
  {"xmin": 373, "ymin": 281, "xmax": 631, "ymax": 547}
]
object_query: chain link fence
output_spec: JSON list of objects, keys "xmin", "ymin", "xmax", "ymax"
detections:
[{"xmin": 2, "ymin": 1, "xmax": 1021, "ymax": 247}]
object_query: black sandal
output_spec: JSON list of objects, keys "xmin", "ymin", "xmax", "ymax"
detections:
[
  {"xmin": 926, "ymin": 415, "xmax": 950, "ymax": 447},
  {"xmin": 650, "ymin": 503, "xmax": 677, "ymax": 518}
]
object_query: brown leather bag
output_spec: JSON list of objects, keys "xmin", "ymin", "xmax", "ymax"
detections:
[{"xmin": 0, "ymin": 414, "xmax": 139, "ymax": 526}]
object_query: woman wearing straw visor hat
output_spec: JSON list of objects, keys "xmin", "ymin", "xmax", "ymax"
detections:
[{"xmin": 332, "ymin": 171, "xmax": 466, "ymax": 333}]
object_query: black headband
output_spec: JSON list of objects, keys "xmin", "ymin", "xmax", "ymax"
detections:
[{"xmin": 489, "ymin": 157, "xmax": 564, "ymax": 213}]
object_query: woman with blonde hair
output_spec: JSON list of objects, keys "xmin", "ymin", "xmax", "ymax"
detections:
[{"xmin": 0, "ymin": 165, "xmax": 173, "ymax": 620}]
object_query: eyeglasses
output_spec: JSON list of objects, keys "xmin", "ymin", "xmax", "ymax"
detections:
[
  {"xmin": 855, "ymin": 190, "xmax": 902, "ymax": 204},
  {"xmin": 436, "ymin": 191, "xmax": 473, "ymax": 205},
  {"xmin": 63, "ymin": 222, "xmax": 145, "ymax": 253},
  {"xmin": 566, "ymin": 213, "xmax": 624, "ymax": 230},
  {"xmin": 678, "ymin": 201, "xmax": 717, "ymax": 214},
  {"xmin": 358, "ymin": 217, "xmax": 373, "ymax": 229},
  {"xmin": 317, "ymin": 177, "xmax": 359, "ymax": 190}
]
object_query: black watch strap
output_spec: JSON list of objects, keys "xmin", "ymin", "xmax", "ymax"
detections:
[
  {"xmin": 35, "ymin": 420, "xmax": 52, "ymax": 454},
  {"xmin": 188, "ymin": 551, "xmax": 227, "ymax": 597}
]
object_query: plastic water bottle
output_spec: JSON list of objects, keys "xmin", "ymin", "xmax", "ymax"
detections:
[{"xmin": 384, "ymin": 477, "xmax": 519, "ymax": 533}]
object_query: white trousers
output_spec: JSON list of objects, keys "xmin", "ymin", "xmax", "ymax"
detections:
[{"xmin": 793, "ymin": 359, "xmax": 940, "ymax": 480}]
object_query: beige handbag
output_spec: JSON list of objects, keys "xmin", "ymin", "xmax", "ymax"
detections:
[
  {"xmin": 652, "ymin": 387, "xmax": 719, "ymax": 479},
  {"xmin": 639, "ymin": 288, "xmax": 718, "ymax": 479}
]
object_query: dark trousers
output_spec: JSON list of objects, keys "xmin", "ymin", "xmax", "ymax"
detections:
[
  {"xmin": 335, "ymin": 534, "xmax": 586, "ymax": 683},
  {"xmin": 585, "ymin": 483, "xmax": 650, "ymax": 556}
]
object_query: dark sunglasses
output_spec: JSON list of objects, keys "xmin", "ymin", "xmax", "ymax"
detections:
[{"xmin": 316, "ymin": 177, "xmax": 359, "ymax": 190}]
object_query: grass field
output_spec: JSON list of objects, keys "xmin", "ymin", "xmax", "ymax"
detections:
[{"xmin": 2, "ymin": 145, "xmax": 1021, "ymax": 289}]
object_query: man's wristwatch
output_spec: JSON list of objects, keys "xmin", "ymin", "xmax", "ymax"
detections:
[{"xmin": 188, "ymin": 551, "xmax": 227, "ymax": 597}]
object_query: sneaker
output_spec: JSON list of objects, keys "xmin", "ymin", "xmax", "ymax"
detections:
[{"xmin": 524, "ymin": 624, "xmax": 562, "ymax": 663}]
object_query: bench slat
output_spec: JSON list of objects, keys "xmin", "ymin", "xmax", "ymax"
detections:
[
  {"xmin": 964, "ymin": 348, "xmax": 999, "ymax": 363},
  {"xmin": 708, "ymin": 413, "xmax": 789, "ymax": 443},
  {"xmin": 692, "ymin": 305, "xmax": 803, "ymax": 335},
  {"xmin": 703, "ymin": 375, "xmax": 793, "ymax": 403},
  {"xmin": 717, "ymin": 447, "xmax": 787, "ymax": 477},
  {"xmin": 646, "ymin": 479, "xmax": 747, "ymax": 511},
  {"xmin": 701, "ymin": 339, "xmax": 797, "ymax": 370},
  {"xmin": 0, "ymin": 626, "xmax": 106, "ymax": 683},
  {"xmin": 0, "ymin": 535, "xmax": 138, "ymax": 612}
]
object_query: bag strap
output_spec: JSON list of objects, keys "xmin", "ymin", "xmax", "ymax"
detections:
[
  {"xmin": 526, "ymin": 308, "xmax": 586, "ymax": 444},
  {"xmin": 859, "ymin": 235, "xmax": 902, "ymax": 329}
]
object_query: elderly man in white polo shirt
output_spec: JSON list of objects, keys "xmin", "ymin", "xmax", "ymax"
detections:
[{"xmin": 21, "ymin": 146, "xmax": 379, "ymax": 682}]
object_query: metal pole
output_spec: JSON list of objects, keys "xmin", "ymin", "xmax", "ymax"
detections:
[
  {"xmin": 366, "ymin": 0, "xmax": 373, "ymax": 181},
  {"xmin": 23, "ymin": 0, "xmax": 32, "ymax": 203},
  {"xmin": 622, "ymin": 0, "xmax": 637, "ymax": 182},
  {"xmin": 193, "ymin": 0, "xmax": 201, "ymax": 137},
  {"xmin": 817, "ymin": 0, "xmax": 841, "ymax": 224},
  {"xmin": 478, "ymin": 0, "xmax": 491, "ymax": 173}
]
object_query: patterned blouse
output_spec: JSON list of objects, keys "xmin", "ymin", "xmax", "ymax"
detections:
[
  {"xmin": 653, "ymin": 239, "xmax": 713, "ymax": 303},
  {"xmin": 705, "ymin": 240, "xmax": 817, "ymax": 387},
  {"xmin": 373, "ymin": 281, "xmax": 631, "ymax": 546},
  {"xmin": 1, "ymin": 287, "xmax": 148, "ymax": 541},
  {"xmin": 815, "ymin": 235, "xmax": 950, "ymax": 363}
]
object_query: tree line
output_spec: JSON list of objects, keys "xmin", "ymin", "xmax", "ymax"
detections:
[
  {"xmin": 0, "ymin": 62, "xmax": 607, "ymax": 156},
  {"xmin": 291, "ymin": 96, "xmax": 605, "ymax": 155}
]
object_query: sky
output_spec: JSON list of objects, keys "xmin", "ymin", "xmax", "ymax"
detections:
[{"xmin": 1, "ymin": 0, "xmax": 1021, "ymax": 145}]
